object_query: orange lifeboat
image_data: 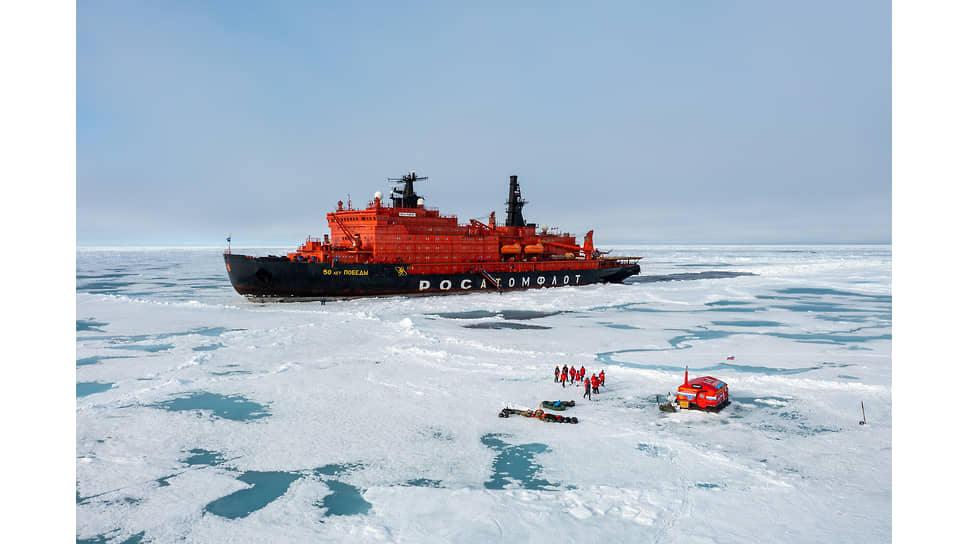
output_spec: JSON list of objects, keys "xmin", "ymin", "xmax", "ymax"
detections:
[
  {"xmin": 523, "ymin": 243, "xmax": 544, "ymax": 255},
  {"xmin": 500, "ymin": 244, "xmax": 522, "ymax": 255}
]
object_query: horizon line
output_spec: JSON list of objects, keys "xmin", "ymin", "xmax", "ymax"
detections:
[{"xmin": 75, "ymin": 241, "xmax": 893, "ymax": 250}]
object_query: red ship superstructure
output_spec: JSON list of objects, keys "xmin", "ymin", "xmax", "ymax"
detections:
[{"xmin": 224, "ymin": 172, "xmax": 641, "ymax": 300}]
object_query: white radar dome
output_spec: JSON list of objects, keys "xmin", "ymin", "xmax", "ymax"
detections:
[
  {"xmin": 374, "ymin": 191, "xmax": 383, "ymax": 199},
  {"xmin": 417, "ymin": 198, "xmax": 424, "ymax": 206},
  {"xmin": 541, "ymin": 224, "xmax": 548, "ymax": 231}
]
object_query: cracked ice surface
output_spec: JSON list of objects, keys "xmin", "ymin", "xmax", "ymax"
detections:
[{"xmin": 76, "ymin": 245, "xmax": 891, "ymax": 542}]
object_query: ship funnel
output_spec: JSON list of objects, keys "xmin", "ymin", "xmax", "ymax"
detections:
[
  {"xmin": 583, "ymin": 231, "xmax": 595, "ymax": 257},
  {"xmin": 505, "ymin": 175, "xmax": 527, "ymax": 227}
]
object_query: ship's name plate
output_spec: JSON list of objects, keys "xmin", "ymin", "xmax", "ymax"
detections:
[
  {"xmin": 322, "ymin": 269, "xmax": 369, "ymax": 276},
  {"xmin": 398, "ymin": 212, "xmax": 416, "ymax": 217},
  {"xmin": 419, "ymin": 274, "xmax": 582, "ymax": 291}
]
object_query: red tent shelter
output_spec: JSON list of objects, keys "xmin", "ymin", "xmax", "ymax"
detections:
[{"xmin": 676, "ymin": 368, "xmax": 730, "ymax": 412}]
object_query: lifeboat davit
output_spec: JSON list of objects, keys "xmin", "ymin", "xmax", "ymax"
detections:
[
  {"xmin": 500, "ymin": 244, "xmax": 522, "ymax": 255},
  {"xmin": 524, "ymin": 243, "xmax": 544, "ymax": 254}
]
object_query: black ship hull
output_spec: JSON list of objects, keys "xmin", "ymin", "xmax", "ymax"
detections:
[{"xmin": 224, "ymin": 253, "xmax": 640, "ymax": 301}]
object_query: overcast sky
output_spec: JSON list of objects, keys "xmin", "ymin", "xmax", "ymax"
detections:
[{"xmin": 77, "ymin": 1, "xmax": 890, "ymax": 246}]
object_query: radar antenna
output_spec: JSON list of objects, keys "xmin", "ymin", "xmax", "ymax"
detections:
[{"xmin": 387, "ymin": 170, "xmax": 427, "ymax": 208}]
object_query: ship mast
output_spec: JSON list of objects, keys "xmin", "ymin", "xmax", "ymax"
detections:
[
  {"xmin": 388, "ymin": 171, "xmax": 427, "ymax": 208},
  {"xmin": 505, "ymin": 175, "xmax": 527, "ymax": 227}
]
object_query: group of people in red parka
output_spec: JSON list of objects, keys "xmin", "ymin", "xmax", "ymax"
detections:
[{"xmin": 554, "ymin": 364, "xmax": 605, "ymax": 400}]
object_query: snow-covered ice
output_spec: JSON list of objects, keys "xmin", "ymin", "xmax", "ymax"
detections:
[{"xmin": 76, "ymin": 245, "xmax": 891, "ymax": 542}]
